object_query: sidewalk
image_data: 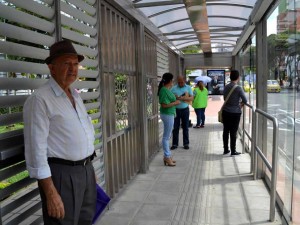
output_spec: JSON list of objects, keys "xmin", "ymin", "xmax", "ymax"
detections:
[{"xmin": 96, "ymin": 96, "xmax": 283, "ymax": 225}]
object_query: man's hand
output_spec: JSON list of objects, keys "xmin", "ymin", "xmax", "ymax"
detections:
[{"xmin": 38, "ymin": 177, "xmax": 65, "ymax": 219}]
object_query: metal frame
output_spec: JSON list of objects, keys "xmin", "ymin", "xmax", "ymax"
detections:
[{"xmin": 242, "ymin": 103, "xmax": 279, "ymax": 222}]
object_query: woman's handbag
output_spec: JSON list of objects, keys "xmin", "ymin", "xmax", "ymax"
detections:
[
  {"xmin": 218, "ymin": 110, "xmax": 223, "ymax": 123},
  {"xmin": 92, "ymin": 183, "xmax": 111, "ymax": 224},
  {"xmin": 218, "ymin": 85, "xmax": 238, "ymax": 123}
]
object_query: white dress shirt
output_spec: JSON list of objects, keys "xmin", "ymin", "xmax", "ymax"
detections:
[{"xmin": 23, "ymin": 77, "xmax": 95, "ymax": 179}]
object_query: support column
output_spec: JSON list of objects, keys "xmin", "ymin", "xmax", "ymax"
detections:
[
  {"xmin": 54, "ymin": 0, "xmax": 62, "ymax": 42},
  {"xmin": 136, "ymin": 23, "xmax": 149, "ymax": 173},
  {"xmin": 256, "ymin": 19, "xmax": 268, "ymax": 179}
]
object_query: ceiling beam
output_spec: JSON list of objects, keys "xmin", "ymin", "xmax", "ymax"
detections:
[
  {"xmin": 185, "ymin": 0, "xmax": 211, "ymax": 53},
  {"xmin": 169, "ymin": 37, "xmax": 199, "ymax": 41},
  {"xmin": 207, "ymin": 3, "xmax": 253, "ymax": 9},
  {"xmin": 157, "ymin": 18, "xmax": 189, "ymax": 28},
  {"xmin": 148, "ymin": 6, "xmax": 186, "ymax": 18},
  {"xmin": 134, "ymin": 0, "xmax": 183, "ymax": 8},
  {"xmin": 163, "ymin": 27, "xmax": 244, "ymax": 35}
]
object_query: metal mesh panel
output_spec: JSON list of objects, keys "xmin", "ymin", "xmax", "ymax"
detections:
[
  {"xmin": 115, "ymin": 74, "xmax": 129, "ymax": 131},
  {"xmin": 100, "ymin": 2, "xmax": 141, "ymax": 198},
  {"xmin": 145, "ymin": 33, "xmax": 159, "ymax": 158}
]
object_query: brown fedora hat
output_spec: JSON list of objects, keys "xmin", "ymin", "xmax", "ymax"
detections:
[{"xmin": 45, "ymin": 40, "xmax": 84, "ymax": 64}]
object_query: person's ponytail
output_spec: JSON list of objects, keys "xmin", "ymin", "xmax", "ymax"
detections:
[
  {"xmin": 198, "ymin": 81, "xmax": 204, "ymax": 91},
  {"xmin": 157, "ymin": 72, "xmax": 174, "ymax": 96},
  {"xmin": 157, "ymin": 80, "xmax": 164, "ymax": 96}
]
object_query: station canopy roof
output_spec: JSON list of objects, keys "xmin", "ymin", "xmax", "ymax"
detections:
[{"xmin": 132, "ymin": 0, "xmax": 258, "ymax": 54}]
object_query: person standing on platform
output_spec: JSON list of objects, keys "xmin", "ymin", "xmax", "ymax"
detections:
[
  {"xmin": 192, "ymin": 81, "xmax": 208, "ymax": 128},
  {"xmin": 222, "ymin": 70, "xmax": 247, "ymax": 156},
  {"xmin": 23, "ymin": 40, "xmax": 97, "ymax": 225},
  {"xmin": 158, "ymin": 73, "xmax": 180, "ymax": 166},
  {"xmin": 170, "ymin": 76, "xmax": 194, "ymax": 150}
]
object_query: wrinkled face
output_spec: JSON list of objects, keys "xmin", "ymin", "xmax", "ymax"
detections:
[
  {"xmin": 177, "ymin": 77, "xmax": 185, "ymax": 87},
  {"xmin": 48, "ymin": 55, "xmax": 79, "ymax": 89}
]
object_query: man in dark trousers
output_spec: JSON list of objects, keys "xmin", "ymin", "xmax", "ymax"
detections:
[
  {"xmin": 23, "ymin": 40, "xmax": 97, "ymax": 225},
  {"xmin": 170, "ymin": 76, "xmax": 194, "ymax": 150}
]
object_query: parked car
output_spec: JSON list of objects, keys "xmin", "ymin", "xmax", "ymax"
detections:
[{"xmin": 267, "ymin": 80, "xmax": 281, "ymax": 93}]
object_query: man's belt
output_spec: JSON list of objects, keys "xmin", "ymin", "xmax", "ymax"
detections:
[{"xmin": 48, "ymin": 156, "xmax": 91, "ymax": 166}]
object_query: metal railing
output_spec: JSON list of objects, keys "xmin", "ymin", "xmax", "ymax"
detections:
[
  {"xmin": 242, "ymin": 104, "xmax": 279, "ymax": 222},
  {"xmin": 242, "ymin": 103, "xmax": 255, "ymax": 173}
]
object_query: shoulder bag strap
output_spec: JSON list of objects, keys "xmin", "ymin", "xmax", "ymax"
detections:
[{"xmin": 220, "ymin": 85, "xmax": 238, "ymax": 110}]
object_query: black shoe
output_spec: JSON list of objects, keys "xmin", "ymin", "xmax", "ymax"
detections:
[
  {"xmin": 231, "ymin": 151, "xmax": 241, "ymax": 156},
  {"xmin": 170, "ymin": 145, "xmax": 177, "ymax": 150},
  {"xmin": 184, "ymin": 145, "xmax": 189, "ymax": 150},
  {"xmin": 223, "ymin": 150, "xmax": 230, "ymax": 155}
]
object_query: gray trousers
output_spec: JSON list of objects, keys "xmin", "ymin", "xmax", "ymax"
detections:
[{"xmin": 39, "ymin": 161, "xmax": 96, "ymax": 225}]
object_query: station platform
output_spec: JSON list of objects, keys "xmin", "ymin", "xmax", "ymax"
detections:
[{"xmin": 96, "ymin": 96, "xmax": 283, "ymax": 225}]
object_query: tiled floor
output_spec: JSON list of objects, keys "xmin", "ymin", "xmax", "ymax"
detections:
[{"xmin": 96, "ymin": 108, "xmax": 283, "ymax": 225}]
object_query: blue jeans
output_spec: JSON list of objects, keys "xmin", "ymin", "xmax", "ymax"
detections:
[
  {"xmin": 172, "ymin": 107, "xmax": 190, "ymax": 146},
  {"xmin": 160, "ymin": 114, "xmax": 174, "ymax": 158},
  {"xmin": 194, "ymin": 108, "xmax": 206, "ymax": 126}
]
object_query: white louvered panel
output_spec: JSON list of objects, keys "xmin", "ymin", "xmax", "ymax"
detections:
[
  {"xmin": 93, "ymin": 123, "xmax": 101, "ymax": 130},
  {"xmin": 78, "ymin": 69, "xmax": 98, "ymax": 78},
  {"xmin": 157, "ymin": 43, "xmax": 169, "ymax": 79},
  {"xmin": 4, "ymin": 0, "xmax": 54, "ymax": 19},
  {"xmin": 40, "ymin": 0, "xmax": 54, "ymax": 5},
  {"xmin": 0, "ymin": 23, "xmax": 54, "ymax": 47},
  {"xmin": 84, "ymin": 102, "xmax": 101, "ymax": 111},
  {"xmin": 0, "ymin": 77, "xmax": 47, "ymax": 90},
  {"xmin": 90, "ymin": 112, "xmax": 101, "ymax": 120},
  {"xmin": 0, "ymin": 60, "xmax": 48, "ymax": 75},
  {"xmin": 0, "ymin": 4, "xmax": 54, "ymax": 33},
  {"xmin": 0, "ymin": 42, "xmax": 48, "ymax": 61},
  {"xmin": 84, "ymin": 0, "xmax": 96, "ymax": 5},
  {"xmin": 61, "ymin": 28, "xmax": 97, "ymax": 47},
  {"xmin": 0, "ymin": 112, "xmax": 23, "ymax": 126},
  {"xmin": 94, "ymin": 133, "xmax": 102, "ymax": 140},
  {"xmin": 60, "ymin": 1, "xmax": 97, "ymax": 26},
  {"xmin": 73, "ymin": 43, "xmax": 98, "ymax": 58},
  {"xmin": 67, "ymin": 0, "xmax": 96, "ymax": 16},
  {"xmin": 79, "ymin": 92, "xmax": 100, "ymax": 100},
  {"xmin": 81, "ymin": 58, "xmax": 98, "ymax": 68},
  {"xmin": 0, "ymin": 41, "xmax": 98, "ymax": 67},
  {"xmin": 73, "ymin": 80, "xmax": 99, "ymax": 89},
  {"xmin": 61, "ymin": 15, "xmax": 97, "ymax": 36},
  {"xmin": 0, "ymin": 96, "xmax": 29, "ymax": 108}
]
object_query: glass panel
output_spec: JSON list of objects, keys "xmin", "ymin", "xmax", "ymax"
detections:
[
  {"xmin": 266, "ymin": 1, "xmax": 299, "ymax": 223},
  {"xmin": 207, "ymin": 5, "xmax": 252, "ymax": 18},
  {"xmin": 240, "ymin": 35, "xmax": 256, "ymax": 152},
  {"xmin": 158, "ymin": 20, "xmax": 192, "ymax": 33},
  {"xmin": 134, "ymin": 0, "xmax": 258, "ymax": 51}
]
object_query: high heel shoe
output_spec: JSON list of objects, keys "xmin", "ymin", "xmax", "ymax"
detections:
[
  {"xmin": 163, "ymin": 157, "xmax": 176, "ymax": 166},
  {"xmin": 164, "ymin": 157, "xmax": 176, "ymax": 163}
]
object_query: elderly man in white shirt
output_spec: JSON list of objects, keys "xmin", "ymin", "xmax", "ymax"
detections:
[{"xmin": 23, "ymin": 40, "xmax": 96, "ymax": 225}]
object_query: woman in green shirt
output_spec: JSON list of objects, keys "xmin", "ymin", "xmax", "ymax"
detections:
[
  {"xmin": 192, "ymin": 81, "xmax": 208, "ymax": 128},
  {"xmin": 158, "ymin": 73, "xmax": 180, "ymax": 166}
]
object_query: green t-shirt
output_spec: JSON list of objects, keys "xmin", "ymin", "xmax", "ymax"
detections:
[
  {"xmin": 192, "ymin": 87, "xmax": 208, "ymax": 109},
  {"xmin": 159, "ymin": 86, "xmax": 176, "ymax": 115}
]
